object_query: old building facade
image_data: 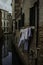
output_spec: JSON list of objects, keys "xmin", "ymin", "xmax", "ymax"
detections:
[
  {"xmin": 12, "ymin": 0, "xmax": 43, "ymax": 65},
  {"xmin": 0, "ymin": 9, "xmax": 12, "ymax": 57}
]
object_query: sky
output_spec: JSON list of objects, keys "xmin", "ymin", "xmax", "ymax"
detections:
[{"xmin": 0, "ymin": 0, "xmax": 12, "ymax": 13}]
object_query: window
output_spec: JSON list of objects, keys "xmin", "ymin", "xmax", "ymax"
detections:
[
  {"xmin": 21, "ymin": 13, "xmax": 24, "ymax": 27},
  {"xmin": 18, "ymin": 13, "xmax": 25, "ymax": 30},
  {"xmin": 29, "ymin": 6, "xmax": 35, "ymax": 26}
]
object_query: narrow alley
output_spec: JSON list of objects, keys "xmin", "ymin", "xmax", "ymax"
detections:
[
  {"xmin": 2, "ymin": 52, "xmax": 12, "ymax": 65},
  {"xmin": 0, "ymin": 0, "xmax": 43, "ymax": 65}
]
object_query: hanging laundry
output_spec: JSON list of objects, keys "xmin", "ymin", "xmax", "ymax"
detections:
[
  {"xmin": 28, "ymin": 27, "xmax": 32, "ymax": 38},
  {"xmin": 24, "ymin": 40, "xmax": 28, "ymax": 51},
  {"xmin": 18, "ymin": 27, "xmax": 32, "ymax": 52},
  {"xmin": 18, "ymin": 29, "xmax": 25, "ymax": 47},
  {"xmin": 24, "ymin": 28, "xmax": 28, "ymax": 39},
  {"xmin": 24, "ymin": 27, "xmax": 32, "ymax": 39},
  {"xmin": 24, "ymin": 27, "xmax": 32, "ymax": 51}
]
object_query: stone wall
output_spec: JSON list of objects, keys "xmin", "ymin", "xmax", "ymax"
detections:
[
  {"xmin": 22, "ymin": 0, "xmax": 30, "ymax": 26},
  {"xmin": 38, "ymin": 0, "xmax": 43, "ymax": 65}
]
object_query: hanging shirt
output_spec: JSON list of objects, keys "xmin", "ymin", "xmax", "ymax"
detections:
[{"xmin": 18, "ymin": 29, "xmax": 25, "ymax": 47}]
